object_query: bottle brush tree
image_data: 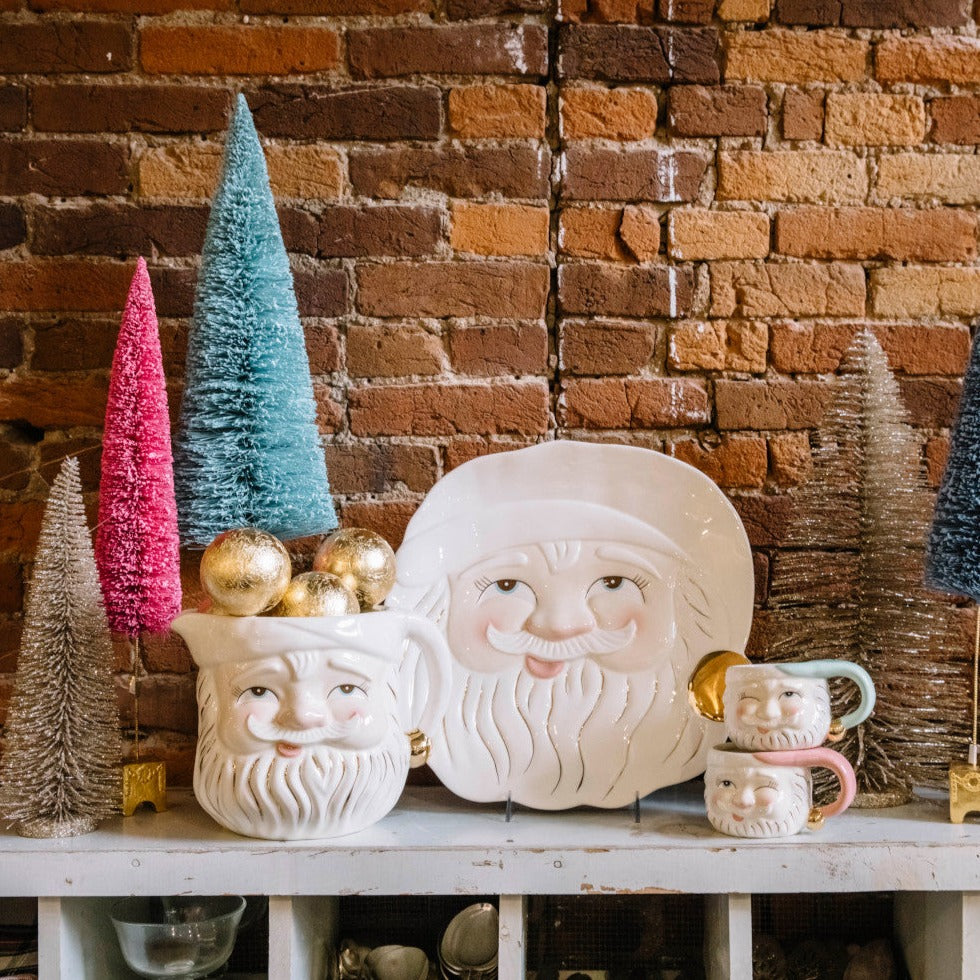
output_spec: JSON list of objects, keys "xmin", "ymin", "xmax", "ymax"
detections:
[
  {"xmin": 173, "ymin": 93, "xmax": 337, "ymax": 547},
  {"xmin": 0, "ymin": 458, "xmax": 121, "ymax": 837}
]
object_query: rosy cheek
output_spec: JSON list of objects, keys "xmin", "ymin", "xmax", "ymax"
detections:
[
  {"xmin": 709, "ymin": 790, "xmax": 727, "ymax": 809},
  {"xmin": 755, "ymin": 787, "xmax": 780, "ymax": 809},
  {"xmin": 340, "ymin": 705, "xmax": 365, "ymax": 722},
  {"xmin": 736, "ymin": 703, "xmax": 754, "ymax": 722},
  {"xmin": 782, "ymin": 702, "xmax": 804, "ymax": 718}
]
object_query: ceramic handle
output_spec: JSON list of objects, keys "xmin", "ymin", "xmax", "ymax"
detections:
[
  {"xmin": 754, "ymin": 747, "xmax": 857, "ymax": 818},
  {"xmin": 402, "ymin": 614, "xmax": 452, "ymax": 738},
  {"xmin": 781, "ymin": 659, "xmax": 876, "ymax": 730}
]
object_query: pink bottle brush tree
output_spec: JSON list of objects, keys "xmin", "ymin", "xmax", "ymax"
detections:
[{"xmin": 95, "ymin": 258, "xmax": 181, "ymax": 766}]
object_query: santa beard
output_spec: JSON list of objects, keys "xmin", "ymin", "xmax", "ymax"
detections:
[
  {"xmin": 429, "ymin": 653, "xmax": 712, "ymax": 810},
  {"xmin": 194, "ymin": 675, "xmax": 409, "ymax": 840},
  {"xmin": 727, "ymin": 691, "xmax": 831, "ymax": 752},
  {"xmin": 706, "ymin": 771, "xmax": 811, "ymax": 838}
]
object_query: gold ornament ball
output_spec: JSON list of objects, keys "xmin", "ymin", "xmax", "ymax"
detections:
[
  {"xmin": 313, "ymin": 528, "xmax": 396, "ymax": 610},
  {"xmin": 273, "ymin": 572, "xmax": 360, "ymax": 617},
  {"xmin": 200, "ymin": 527, "xmax": 292, "ymax": 617}
]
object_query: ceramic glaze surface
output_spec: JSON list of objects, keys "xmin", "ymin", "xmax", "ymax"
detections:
[
  {"xmin": 172, "ymin": 610, "xmax": 450, "ymax": 840},
  {"xmin": 704, "ymin": 744, "xmax": 856, "ymax": 839},
  {"xmin": 723, "ymin": 661, "xmax": 876, "ymax": 751},
  {"xmin": 386, "ymin": 440, "xmax": 754, "ymax": 810}
]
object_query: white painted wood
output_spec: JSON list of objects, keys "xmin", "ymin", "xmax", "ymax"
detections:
[
  {"xmin": 703, "ymin": 894, "xmax": 751, "ymax": 980},
  {"xmin": 37, "ymin": 896, "xmax": 129, "ymax": 979},
  {"xmin": 498, "ymin": 894, "xmax": 526, "ymax": 980},
  {"xmin": 895, "ymin": 891, "xmax": 980, "ymax": 980},
  {"xmin": 0, "ymin": 787, "xmax": 975, "ymax": 897}
]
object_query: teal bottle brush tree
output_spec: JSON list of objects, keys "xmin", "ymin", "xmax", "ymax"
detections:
[{"xmin": 174, "ymin": 94, "xmax": 338, "ymax": 547}]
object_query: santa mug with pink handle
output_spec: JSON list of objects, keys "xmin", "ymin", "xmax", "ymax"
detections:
[
  {"xmin": 704, "ymin": 744, "xmax": 857, "ymax": 839},
  {"xmin": 722, "ymin": 660, "xmax": 875, "ymax": 751}
]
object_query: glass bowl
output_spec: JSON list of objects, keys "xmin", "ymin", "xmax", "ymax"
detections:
[{"xmin": 110, "ymin": 895, "xmax": 246, "ymax": 978}]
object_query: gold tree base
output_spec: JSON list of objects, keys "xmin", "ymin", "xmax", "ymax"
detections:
[
  {"xmin": 949, "ymin": 762, "xmax": 980, "ymax": 824},
  {"xmin": 851, "ymin": 786, "xmax": 915, "ymax": 809},
  {"xmin": 122, "ymin": 762, "xmax": 168, "ymax": 816}
]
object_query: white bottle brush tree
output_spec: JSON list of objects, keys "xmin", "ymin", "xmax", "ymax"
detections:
[
  {"xmin": 767, "ymin": 328, "xmax": 950, "ymax": 802},
  {"xmin": 0, "ymin": 458, "xmax": 121, "ymax": 837}
]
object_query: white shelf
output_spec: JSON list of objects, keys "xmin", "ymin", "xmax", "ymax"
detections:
[
  {"xmin": 4, "ymin": 784, "xmax": 978, "ymax": 979},
  {"xmin": 1, "ymin": 784, "xmax": 976, "ymax": 897}
]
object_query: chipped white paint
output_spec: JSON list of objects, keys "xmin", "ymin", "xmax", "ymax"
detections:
[
  {"xmin": 658, "ymin": 152, "xmax": 679, "ymax": 202},
  {"xmin": 504, "ymin": 30, "xmax": 528, "ymax": 74},
  {"xmin": 668, "ymin": 264, "xmax": 679, "ymax": 318}
]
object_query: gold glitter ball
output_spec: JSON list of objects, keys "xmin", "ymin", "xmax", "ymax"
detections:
[
  {"xmin": 313, "ymin": 528, "xmax": 396, "ymax": 611},
  {"xmin": 200, "ymin": 528, "xmax": 292, "ymax": 617},
  {"xmin": 272, "ymin": 572, "xmax": 360, "ymax": 617}
]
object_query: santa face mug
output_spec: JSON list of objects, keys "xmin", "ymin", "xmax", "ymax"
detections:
[
  {"xmin": 172, "ymin": 610, "xmax": 450, "ymax": 840},
  {"xmin": 704, "ymin": 744, "xmax": 857, "ymax": 839},
  {"xmin": 722, "ymin": 660, "xmax": 876, "ymax": 751}
]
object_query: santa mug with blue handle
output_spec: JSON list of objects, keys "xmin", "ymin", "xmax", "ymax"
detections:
[{"xmin": 722, "ymin": 661, "xmax": 875, "ymax": 752}]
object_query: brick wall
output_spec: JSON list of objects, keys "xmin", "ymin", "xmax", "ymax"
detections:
[{"xmin": 1, "ymin": 0, "xmax": 978, "ymax": 782}]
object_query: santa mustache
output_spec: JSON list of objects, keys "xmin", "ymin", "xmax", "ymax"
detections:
[
  {"xmin": 485, "ymin": 620, "xmax": 637, "ymax": 662},
  {"xmin": 246, "ymin": 714, "xmax": 360, "ymax": 745}
]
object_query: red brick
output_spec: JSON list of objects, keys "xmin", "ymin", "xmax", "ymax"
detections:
[
  {"xmin": 118, "ymin": 675, "xmax": 197, "ymax": 735},
  {"xmin": 139, "ymin": 632, "xmax": 194, "ymax": 674},
  {"xmin": 877, "ymin": 36, "xmax": 980, "ymax": 86},
  {"xmin": 0, "ymin": 442, "xmax": 30, "ymax": 494},
  {"xmin": 0, "ymin": 502, "xmax": 44, "ymax": 554},
  {"xmin": 38, "ymin": 439, "xmax": 101, "ymax": 493},
  {"xmin": 769, "ymin": 321, "xmax": 853, "ymax": 373},
  {"xmin": 560, "ymin": 0, "xmax": 656, "ymax": 22},
  {"xmin": 710, "ymin": 262, "xmax": 866, "ymax": 318},
  {"xmin": 716, "ymin": 379, "xmax": 832, "ymax": 430},
  {"xmin": 0, "ymin": 318, "xmax": 24, "ymax": 369},
  {"xmin": 337, "ymin": 500, "xmax": 418, "ymax": 551},
  {"xmin": 668, "ymin": 320, "xmax": 768, "ymax": 372},
  {"xmin": 669, "ymin": 435, "xmax": 768, "ymax": 488},
  {"xmin": 0, "ymin": 560, "xmax": 23, "ymax": 614},
  {"xmin": 349, "ymin": 26, "xmax": 548, "ymax": 78},
  {"xmin": 451, "ymin": 204, "xmax": 549, "ymax": 257},
  {"xmin": 782, "ymin": 90, "xmax": 824, "ymax": 141},
  {"xmin": 357, "ymin": 263, "xmax": 549, "ymax": 319},
  {"xmin": 0, "ymin": 86, "xmax": 27, "ymax": 132},
  {"xmin": 347, "ymin": 325, "xmax": 446, "ymax": 378},
  {"xmin": 559, "ymin": 263, "xmax": 693, "ymax": 317},
  {"xmin": 561, "ymin": 147, "xmax": 707, "ymax": 201},
  {"xmin": 293, "ymin": 269, "xmax": 350, "ymax": 319},
  {"xmin": 726, "ymin": 31, "xmax": 868, "ymax": 84},
  {"xmin": 305, "ymin": 322, "xmax": 341, "ymax": 375},
  {"xmin": 658, "ymin": 0, "xmax": 713, "ymax": 21},
  {"xmin": 449, "ymin": 85, "xmax": 546, "ymax": 139},
  {"xmin": 141, "ymin": 26, "xmax": 339, "ymax": 75},
  {"xmin": 562, "ymin": 377, "xmax": 709, "ymax": 428},
  {"xmin": 899, "ymin": 378, "xmax": 960, "ymax": 429},
  {"xmin": 316, "ymin": 206, "xmax": 442, "ymax": 258},
  {"xmin": 0, "ymin": 261, "xmax": 134, "ymax": 312},
  {"xmin": 350, "ymin": 381, "xmax": 550, "ymax": 436},
  {"xmin": 250, "ymin": 86, "xmax": 441, "ymax": 142},
  {"xmin": 443, "ymin": 437, "xmax": 538, "ymax": 472},
  {"xmin": 0, "ymin": 140, "xmax": 129, "ymax": 196},
  {"xmin": 926, "ymin": 436, "xmax": 949, "ymax": 488},
  {"xmin": 323, "ymin": 443, "xmax": 440, "ymax": 495},
  {"xmin": 561, "ymin": 87, "xmax": 658, "ymax": 141},
  {"xmin": 559, "ymin": 207, "xmax": 631, "ymax": 261},
  {"xmin": 0, "ymin": 375, "xmax": 107, "ymax": 428},
  {"xmin": 313, "ymin": 385, "xmax": 344, "ymax": 435},
  {"xmin": 447, "ymin": 325, "xmax": 548, "ymax": 376},
  {"xmin": 31, "ymin": 317, "xmax": 118, "ymax": 371},
  {"xmin": 775, "ymin": 208, "xmax": 977, "ymax": 262},
  {"xmin": 559, "ymin": 25, "xmax": 719, "ymax": 83},
  {"xmin": 0, "ymin": 22, "xmax": 132, "ymax": 72},
  {"xmin": 243, "ymin": 0, "xmax": 429, "ymax": 10},
  {"xmin": 668, "ymin": 85, "xmax": 767, "ymax": 137},
  {"xmin": 31, "ymin": 0, "xmax": 232, "ymax": 10},
  {"xmin": 931, "ymin": 97, "xmax": 980, "ymax": 145},
  {"xmin": 776, "ymin": 0, "xmax": 967, "ymax": 25},
  {"xmin": 875, "ymin": 325, "xmax": 970, "ymax": 376},
  {"xmin": 448, "ymin": 0, "xmax": 547, "ymax": 14},
  {"xmin": 33, "ymin": 84, "xmax": 232, "ymax": 133},
  {"xmin": 733, "ymin": 495, "xmax": 793, "ymax": 547},
  {"xmin": 350, "ymin": 146, "xmax": 550, "ymax": 200},
  {"xmin": 619, "ymin": 205, "xmax": 663, "ymax": 262},
  {"xmin": 0, "ymin": 204, "xmax": 25, "ymax": 251},
  {"xmin": 769, "ymin": 431, "xmax": 812, "ymax": 487},
  {"xmin": 560, "ymin": 320, "xmax": 659, "ymax": 374},
  {"xmin": 31, "ymin": 205, "xmax": 208, "ymax": 258}
]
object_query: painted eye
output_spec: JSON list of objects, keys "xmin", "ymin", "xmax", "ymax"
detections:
[
  {"xmin": 602, "ymin": 576, "xmax": 624, "ymax": 590},
  {"xmin": 719, "ymin": 779, "xmax": 734, "ymax": 788},
  {"xmin": 495, "ymin": 580, "xmax": 519, "ymax": 593},
  {"xmin": 780, "ymin": 690, "xmax": 801, "ymax": 699},
  {"xmin": 237, "ymin": 686, "xmax": 278, "ymax": 705},
  {"xmin": 330, "ymin": 684, "xmax": 367, "ymax": 699},
  {"xmin": 249, "ymin": 686, "xmax": 270, "ymax": 697}
]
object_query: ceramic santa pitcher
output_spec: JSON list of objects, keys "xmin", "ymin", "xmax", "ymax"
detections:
[{"xmin": 172, "ymin": 609, "xmax": 450, "ymax": 840}]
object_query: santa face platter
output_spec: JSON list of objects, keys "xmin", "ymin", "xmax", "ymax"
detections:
[{"xmin": 386, "ymin": 440, "xmax": 754, "ymax": 810}]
